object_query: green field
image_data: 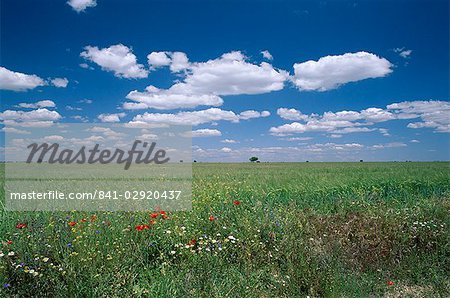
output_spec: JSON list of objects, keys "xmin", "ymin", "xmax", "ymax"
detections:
[{"xmin": 1, "ymin": 162, "xmax": 449, "ymax": 297}]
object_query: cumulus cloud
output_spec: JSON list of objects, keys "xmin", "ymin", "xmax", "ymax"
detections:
[
  {"xmin": 0, "ymin": 67, "xmax": 46, "ymax": 91},
  {"xmin": 125, "ymin": 51, "xmax": 288, "ymax": 110},
  {"xmin": 17, "ymin": 100, "xmax": 56, "ymax": 109},
  {"xmin": 180, "ymin": 51, "xmax": 287, "ymax": 95},
  {"xmin": 0, "ymin": 108, "xmax": 62, "ymax": 127},
  {"xmin": 292, "ymin": 52, "xmax": 393, "ymax": 91},
  {"xmin": 50, "ymin": 77, "xmax": 69, "ymax": 88},
  {"xmin": 387, "ymin": 100, "xmax": 450, "ymax": 133},
  {"xmin": 67, "ymin": 0, "xmax": 97, "ymax": 12},
  {"xmin": 124, "ymin": 85, "xmax": 223, "ymax": 110},
  {"xmin": 272, "ymin": 100, "xmax": 450, "ymax": 136},
  {"xmin": 169, "ymin": 52, "xmax": 190, "ymax": 72},
  {"xmin": 261, "ymin": 50, "xmax": 273, "ymax": 60},
  {"xmin": 277, "ymin": 108, "xmax": 310, "ymax": 121},
  {"xmin": 131, "ymin": 108, "xmax": 239, "ymax": 126},
  {"xmin": 239, "ymin": 110, "xmax": 270, "ymax": 120},
  {"xmin": 80, "ymin": 44, "xmax": 148, "ymax": 79},
  {"xmin": 221, "ymin": 139, "xmax": 238, "ymax": 143},
  {"xmin": 147, "ymin": 51, "xmax": 171, "ymax": 68},
  {"xmin": 130, "ymin": 108, "xmax": 270, "ymax": 126},
  {"xmin": 191, "ymin": 129, "xmax": 222, "ymax": 137},
  {"xmin": 97, "ymin": 112, "xmax": 126, "ymax": 123}
]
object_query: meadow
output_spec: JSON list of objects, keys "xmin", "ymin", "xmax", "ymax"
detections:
[{"xmin": 0, "ymin": 162, "xmax": 449, "ymax": 297}]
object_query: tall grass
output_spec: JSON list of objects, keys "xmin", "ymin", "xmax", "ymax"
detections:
[{"xmin": 1, "ymin": 162, "xmax": 449, "ymax": 297}]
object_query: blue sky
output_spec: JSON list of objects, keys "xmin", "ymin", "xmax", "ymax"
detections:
[{"xmin": 1, "ymin": 0, "xmax": 449, "ymax": 161}]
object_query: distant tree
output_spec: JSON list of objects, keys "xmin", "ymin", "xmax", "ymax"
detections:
[
  {"xmin": 249, "ymin": 156, "xmax": 259, "ymax": 162},
  {"xmin": 306, "ymin": 160, "xmax": 309, "ymax": 163},
  {"xmin": 193, "ymin": 160, "xmax": 197, "ymax": 163},
  {"xmin": 360, "ymin": 160, "xmax": 363, "ymax": 162}
]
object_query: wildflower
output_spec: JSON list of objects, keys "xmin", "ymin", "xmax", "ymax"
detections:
[
  {"xmin": 7, "ymin": 240, "xmax": 13, "ymax": 245},
  {"xmin": 16, "ymin": 223, "xmax": 27, "ymax": 229},
  {"xmin": 0, "ymin": 252, "xmax": 4, "ymax": 257},
  {"xmin": 8, "ymin": 251, "xmax": 15, "ymax": 256},
  {"xmin": 135, "ymin": 225, "xmax": 150, "ymax": 231},
  {"xmin": 209, "ymin": 216, "xmax": 216, "ymax": 221},
  {"xmin": 42, "ymin": 257, "xmax": 49, "ymax": 263},
  {"xmin": 189, "ymin": 239, "xmax": 197, "ymax": 245},
  {"xmin": 387, "ymin": 280, "xmax": 394, "ymax": 286},
  {"xmin": 150, "ymin": 213, "xmax": 159, "ymax": 219},
  {"xmin": 160, "ymin": 211, "xmax": 169, "ymax": 219},
  {"xmin": 149, "ymin": 220, "xmax": 156, "ymax": 225},
  {"xmin": 68, "ymin": 221, "xmax": 77, "ymax": 227},
  {"xmin": 3, "ymin": 283, "xmax": 10, "ymax": 289},
  {"xmin": 90, "ymin": 215, "xmax": 97, "ymax": 222},
  {"xmin": 232, "ymin": 200, "xmax": 241, "ymax": 205},
  {"xmin": 80, "ymin": 218, "xmax": 87, "ymax": 223},
  {"xmin": 170, "ymin": 250, "xmax": 176, "ymax": 255},
  {"xmin": 67, "ymin": 243, "xmax": 72, "ymax": 248}
]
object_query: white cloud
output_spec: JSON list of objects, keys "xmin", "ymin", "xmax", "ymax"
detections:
[
  {"xmin": 67, "ymin": 0, "xmax": 97, "ymax": 12},
  {"xmin": 126, "ymin": 51, "xmax": 287, "ymax": 110},
  {"xmin": 77, "ymin": 99, "xmax": 93, "ymax": 104},
  {"xmin": 147, "ymin": 51, "xmax": 171, "ymax": 68},
  {"xmin": 97, "ymin": 112, "xmax": 126, "ymax": 123},
  {"xmin": 387, "ymin": 100, "xmax": 450, "ymax": 133},
  {"xmin": 277, "ymin": 108, "xmax": 310, "ymax": 121},
  {"xmin": 292, "ymin": 52, "xmax": 393, "ymax": 91},
  {"xmin": 282, "ymin": 137, "xmax": 313, "ymax": 141},
  {"xmin": 1, "ymin": 127, "xmax": 30, "ymax": 134},
  {"xmin": 271, "ymin": 101, "xmax": 446, "ymax": 136},
  {"xmin": 410, "ymin": 139, "xmax": 420, "ymax": 143},
  {"xmin": 0, "ymin": 108, "xmax": 62, "ymax": 127},
  {"xmin": 394, "ymin": 47, "xmax": 412, "ymax": 59},
  {"xmin": 239, "ymin": 110, "xmax": 270, "ymax": 120},
  {"xmin": 180, "ymin": 51, "xmax": 287, "ymax": 95},
  {"xmin": 131, "ymin": 107, "xmax": 271, "ymax": 126},
  {"xmin": 79, "ymin": 63, "xmax": 93, "ymax": 69},
  {"xmin": 261, "ymin": 50, "xmax": 273, "ymax": 60},
  {"xmin": 132, "ymin": 108, "xmax": 240, "ymax": 126},
  {"xmin": 0, "ymin": 67, "xmax": 46, "ymax": 91},
  {"xmin": 50, "ymin": 77, "xmax": 69, "ymax": 88},
  {"xmin": 220, "ymin": 147, "xmax": 233, "ymax": 153},
  {"xmin": 124, "ymin": 85, "xmax": 223, "ymax": 110},
  {"xmin": 221, "ymin": 139, "xmax": 238, "ymax": 143},
  {"xmin": 191, "ymin": 129, "xmax": 222, "ymax": 137},
  {"xmin": 169, "ymin": 52, "xmax": 190, "ymax": 73},
  {"xmin": 17, "ymin": 100, "xmax": 56, "ymax": 109},
  {"xmin": 372, "ymin": 142, "xmax": 407, "ymax": 149},
  {"xmin": 80, "ymin": 44, "xmax": 148, "ymax": 79}
]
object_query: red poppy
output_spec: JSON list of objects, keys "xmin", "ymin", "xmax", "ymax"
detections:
[
  {"xmin": 135, "ymin": 224, "xmax": 150, "ymax": 231},
  {"xmin": 150, "ymin": 213, "xmax": 159, "ymax": 219},
  {"xmin": 80, "ymin": 218, "xmax": 87, "ymax": 223},
  {"xmin": 209, "ymin": 215, "xmax": 216, "ymax": 221},
  {"xmin": 232, "ymin": 200, "xmax": 241, "ymax": 205},
  {"xmin": 387, "ymin": 280, "xmax": 394, "ymax": 286},
  {"xmin": 7, "ymin": 240, "xmax": 13, "ymax": 245},
  {"xmin": 16, "ymin": 223, "xmax": 27, "ymax": 229},
  {"xmin": 160, "ymin": 211, "xmax": 169, "ymax": 219},
  {"xmin": 90, "ymin": 215, "xmax": 97, "ymax": 222},
  {"xmin": 160, "ymin": 210, "xmax": 166, "ymax": 215},
  {"xmin": 68, "ymin": 221, "xmax": 77, "ymax": 227},
  {"xmin": 189, "ymin": 239, "xmax": 197, "ymax": 245},
  {"xmin": 149, "ymin": 220, "xmax": 156, "ymax": 225}
]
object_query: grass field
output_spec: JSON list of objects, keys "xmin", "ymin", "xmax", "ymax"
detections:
[{"xmin": 1, "ymin": 162, "xmax": 449, "ymax": 297}]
